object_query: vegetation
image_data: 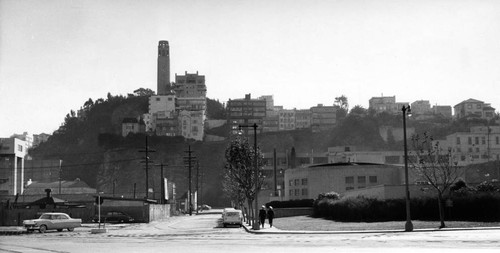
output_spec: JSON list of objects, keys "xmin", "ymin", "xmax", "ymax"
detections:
[
  {"xmin": 222, "ymin": 135, "xmax": 264, "ymax": 226},
  {"xmin": 266, "ymin": 199, "xmax": 314, "ymax": 208},
  {"xmin": 410, "ymin": 132, "xmax": 461, "ymax": 228}
]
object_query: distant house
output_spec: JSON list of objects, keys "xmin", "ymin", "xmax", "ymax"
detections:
[
  {"xmin": 121, "ymin": 117, "xmax": 146, "ymax": 137},
  {"xmin": 454, "ymin": 98, "xmax": 496, "ymax": 120}
]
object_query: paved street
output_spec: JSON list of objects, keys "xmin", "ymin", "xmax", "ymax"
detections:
[{"xmin": 1, "ymin": 211, "xmax": 499, "ymax": 253}]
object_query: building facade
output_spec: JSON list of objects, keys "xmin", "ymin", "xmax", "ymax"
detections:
[
  {"xmin": 121, "ymin": 118, "xmax": 145, "ymax": 137},
  {"xmin": 437, "ymin": 126, "xmax": 500, "ymax": 166},
  {"xmin": 179, "ymin": 110, "xmax": 204, "ymax": 141},
  {"xmin": 157, "ymin": 40, "xmax": 170, "ymax": 95},
  {"xmin": 454, "ymin": 98, "xmax": 496, "ymax": 120},
  {"xmin": 310, "ymin": 104, "xmax": 337, "ymax": 132},
  {"xmin": 174, "ymin": 71, "xmax": 207, "ymax": 98},
  {"xmin": 0, "ymin": 138, "xmax": 28, "ymax": 195},
  {"xmin": 295, "ymin": 109, "xmax": 312, "ymax": 130},
  {"xmin": 284, "ymin": 163, "xmax": 402, "ymax": 200},
  {"xmin": 279, "ymin": 109, "xmax": 296, "ymax": 131},
  {"xmin": 410, "ymin": 100, "xmax": 431, "ymax": 115},
  {"xmin": 227, "ymin": 94, "xmax": 267, "ymax": 135}
]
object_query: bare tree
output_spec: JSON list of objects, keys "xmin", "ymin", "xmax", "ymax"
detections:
[
  {"xmin": 410, "ymin": 132, "xmax": 462, "ymax": 228},
  {"xmin": 222, "ymin": 135, "xmax": 264, "ymax": 227}
]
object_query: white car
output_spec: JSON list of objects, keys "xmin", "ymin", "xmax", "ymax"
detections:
[
  {"xmin": 23, "ymin": 212, "xmax": 82, "ymax": 233},
  {"xmin": 222, "ymin": 209, "xmax": 243, "ymax": 227}
]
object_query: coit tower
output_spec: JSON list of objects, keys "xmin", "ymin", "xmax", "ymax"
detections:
[{"xmin": 157, "ymin": 40, "xmax": 170, "ymax": 95}]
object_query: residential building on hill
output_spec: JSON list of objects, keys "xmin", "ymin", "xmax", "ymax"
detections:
[
  {"xmin": 179, "ymin": 110, "xmax": 204, "ymax": 141},
  {"xmin": 432, "ymin": 105, "xmax": 452, "ymax": 118},
  {"xmin": 454, "ymin": 98, "xmax": 496, "ymax": 120},
  {"xmin": 411, "ymin": 100, "xmax": 431, "ymax": 115},
  {"xmin": 295, "ymin": 109, "xmax": 312, "ymax": 129},
  {"xmin": 227, "ymin": 94, "xmax": 266, "ymax": 135},
  {"xmin": 369, "ymin": 95, "xmax": 409, "ymax": 114},
  {"xmin": 0, "ymin": 137, "xmax": 27, "ymax": 196},
  {"xmin": 436, "ymin": 125, "xmax": 500, "ymax": 166},
  {"xmin": 311, "ymin": 104, "xmax": 337, "ymax": 132},
  {"xmin": 33, "ymin": 133, "xmax": 51, "ymax": 147},
  {"xmin": 121, "ymin": 117, "xmax": 145, "ymax": 137},
  {"xmin": 174, "ymin": 71, "xmax": 207, "ymax": 98},
  {"xmin": 279, "ymin": 109, "xmax": 296, "ymax": 131}
]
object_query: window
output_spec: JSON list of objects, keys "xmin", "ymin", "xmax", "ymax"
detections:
[
  {"xmin": 475, "ymin": 137, "xmax": 479, "ymax": 145},
  {"xmin": 468, "ymin": 137, "xmax": 472, "ymax": 145},
  {"xmin": 369, "ymin": 176, "xmax": 377, "ymax": 184},
  {"xmin": 301, "ymin": 188, "xmax": 308, "ymax": 196},
  {"xmin": 345, "ymin": 176, "xmax": 354, "ymax": 184},
  {"xmin": 289, "ymin": 180, "xmax": 293, "ymax": 186},
  {"xmin": 301, "ymin": 178, "xmax": 308, "ymax": 185},
  {"xmin": 294, "ymin": 179, "xmax": 299, "ymax": 186},
  {"xmin": 17, "ymin": 145, "xmax": 23, "ymax": 152},
  {"xmin": 289, "ymin": 190, "xmax": 293, "ymax": 196},
  {"xmin": 358, "ymin": 176, "xmax": 366, "ymax": 184},
  {"xmin": 294, "ymin": 189, "xmax": 300, "ymax": 196},
  {"xmin": 456, "ymin": 137, "xmax": 461, "ymax": 145},
  {"xmin": 497, "ymin": 136, "xmax": 500, "ymax": 145},
  {"xmin": 156, "ymin": 97, "xmax": 160, "ymax": 101},
  {"xmin": 482, "ymin": 137, "xmax": 486, "ymax": 145}
]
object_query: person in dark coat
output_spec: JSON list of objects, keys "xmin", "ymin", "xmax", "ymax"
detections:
[
  {"xmin": 267, "ymin": 206, "xmax": 275, "ymax": 227},
  {"xmin": 258, "ymin": 205, "xmax": 267, "ymax": 228}
]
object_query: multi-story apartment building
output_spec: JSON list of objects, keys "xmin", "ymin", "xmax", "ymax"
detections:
[
  {"xmin": 33, "ymin": 133, "xmax": 51, "ymax": 147},
  {"xmin": 369, "ymin": 96, "xmax": 409, "ymax": 114},
  {"xmin": 0, "ymin": 137, "xmax": 28, "ymax": 196},
  {"xmin": 149, "ymin": 95, "xmax": 176, "ymax": 119},
  {"xmin": 411, "ymin": 100, "xmax": 431, "ymax": 115},
  {"xmin": 174, "ymin": 71, "xmax": 207, "ymax": 98},
  {"xmin": 179, "ymin": 110, "xmax": 204, "ymax": 141},
  {"xmin": 454, "ymin": 98, "xmax": 496, "ymax": 120},
  {"xmin": 295, "ymin": 109, "xmax": 312, "ymax": 129},
  {"xmin": 10, "ymin": 132, "xmax": 33, "ymax": 150},
  {"xmin": 262, "ymin": 110, "xmax": 279, "ymax": 132},
  {"xmin": 310, "ymin": 104, "xmax": 337, "ymax": 132},
  {"xmin": 227, "ymin": 94, "xmax": 267, "ymax": 135},
  {"xmin": 432, "ymin": 105, "xmax": 453, "ymax": 118},
  {"xmin": 437, "ymin": 126, "xmax": 500, "ymax": 166},
  {"xmin": 177, "ymin": 97, "xmax": 206, "ymax": 111},
  {"xmin": 279, "ymin": 109, "xmax": 296, "ymax": 131},
  {"xmin": 258, "ymin": 95, "xmax": 274, "ymax": 111}
]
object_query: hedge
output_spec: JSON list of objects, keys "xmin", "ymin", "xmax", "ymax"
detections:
[{"xmin": 313, "ymin": 194, "xmax": 500, "ymax": 222}]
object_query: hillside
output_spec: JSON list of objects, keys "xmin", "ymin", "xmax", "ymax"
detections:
[{"xmin": 29, "ymin": 93, "xmax": 496, "ymax": 206}]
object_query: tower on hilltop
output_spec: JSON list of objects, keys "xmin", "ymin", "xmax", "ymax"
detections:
[{"xmin": 157, "ymin": 40, "xmax": 170, "ymax": 95}]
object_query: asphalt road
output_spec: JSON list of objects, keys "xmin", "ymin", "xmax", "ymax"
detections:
[{"xmin": 1, "ymin": 211, "xmax": 499, "ymax": 253}]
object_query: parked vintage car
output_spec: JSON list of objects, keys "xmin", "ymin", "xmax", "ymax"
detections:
[
  {"xmin": 92, "ymin": 211, "xmax": 135, "ymax": 223},
  {"xmin": 222, "ymin": 209, "xmax": 243, "ymax": 227},
  {"xmin": 23, "ymin": 212, "xmax": 82, "ymax": 233}
]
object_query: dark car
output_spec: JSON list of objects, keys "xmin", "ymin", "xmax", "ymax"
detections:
[{"xmin": 92, "ymin": 211, "xmax": 134, "ymax": 223}]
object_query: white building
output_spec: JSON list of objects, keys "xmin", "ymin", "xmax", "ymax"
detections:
[{"xmin": 179, "ymin": 110, "xmax": 205, "ymax": 141}]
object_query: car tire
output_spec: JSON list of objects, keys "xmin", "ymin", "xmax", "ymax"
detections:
[
  {"xmin": 67, "ymin": 227, "xmax": 74, "ymax": 232},
  {"xmin": 57, "ymin": 229, "xmax": 63, "ymax": 232},
  {"xmin": 39, "ymin": 225, "xmax": 47, "ymax": 233}
]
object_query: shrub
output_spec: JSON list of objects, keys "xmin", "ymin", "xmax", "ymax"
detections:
[{"xmin": 266, "ymin": 199, "xmax": 314, "ymax": 209}]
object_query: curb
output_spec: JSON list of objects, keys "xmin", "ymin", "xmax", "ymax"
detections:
[{"xmin": 242, "ymin": 224, "xmax": 500, "ymax": 235}]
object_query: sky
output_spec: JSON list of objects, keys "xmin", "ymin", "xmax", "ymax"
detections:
[{"xmin": 1, "ymin": 0, "xmax": 500, "ymax": 137}]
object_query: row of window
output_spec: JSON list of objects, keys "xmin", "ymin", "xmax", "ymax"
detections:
[
  {"xmin": 345, "ymin": 176, "xmax": 377, "ymax": 184},
  {"xmin": 456, "ymin": 136, "xmax": 500, "ymax": 145},
  {"xmin": 289, "ymin": 188, "xmax": 308, "ymax": 197},
  {"xmin": 289, "ymin": 178, "xmax": 308, "ymax": 186}
]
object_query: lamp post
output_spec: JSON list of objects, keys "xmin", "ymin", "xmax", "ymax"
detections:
[
  {"xmin": 239, "ymin": 123, "xmax": 260, "ymax": 230},
  {"xmin": 402, "ymin": 105, "xmax": 413, "ymax": 232}
]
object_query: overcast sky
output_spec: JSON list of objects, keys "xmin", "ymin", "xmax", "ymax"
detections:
[{"xmin": 1, "ymin": 0, "xmax": 499, "ymax": 137}]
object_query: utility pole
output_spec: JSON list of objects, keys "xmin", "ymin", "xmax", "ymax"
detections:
[
  {"xmin": 183, "ymin": 145, "xmax": 196, "ymax": 216},
  {"xmin": 139, "ymin": 136, "xmax": 155, "ymax": 199},
  {"xmin": 196, "ymin": 160, "xmax": 200, "ymax": 214}
]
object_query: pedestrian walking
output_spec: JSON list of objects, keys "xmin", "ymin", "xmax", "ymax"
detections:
[
  {"xmin": 267, "ymin": 206, "xmax": 275, "ymax": 228},
  {"xmin": 259, "ymin": 205, "xmax": 267, "ymax": 228}
]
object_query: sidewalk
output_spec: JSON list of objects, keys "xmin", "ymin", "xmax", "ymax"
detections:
[{"xmin": 241, "ymin": 222, "xmax": 500, "ymax": 235}]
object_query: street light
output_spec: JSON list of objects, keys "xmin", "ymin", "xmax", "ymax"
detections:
[
  {"xmin": 238, "ymin": 123, "xmax": 260, "ymax": 230},
  {"xmin": 402, "ymin": 105, "xmax": 413, "ymax": 232}
]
